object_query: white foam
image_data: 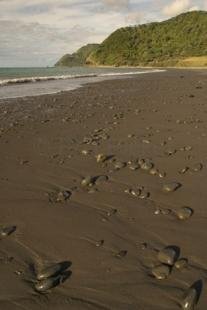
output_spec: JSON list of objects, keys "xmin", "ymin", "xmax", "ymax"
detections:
[
  {"xmin": 0, "ymin": 69, "xmax": 165, "ymax": 87},
  {"xmin": 0, "ymin": 73, "xmax": 98, "ymax": 87},
  {"xmin": 100, "ymin": 69, "xmax": 165, "ymax": 77}
]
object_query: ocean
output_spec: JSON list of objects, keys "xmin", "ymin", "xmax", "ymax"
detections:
[{"xmin": 0, "ymin": 67, "xmax": 164, "ymax": 99}]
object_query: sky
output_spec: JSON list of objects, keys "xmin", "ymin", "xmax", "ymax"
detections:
[{"xmin": 0, "ymin": 0, "xmax": 206, "ymax": 67}]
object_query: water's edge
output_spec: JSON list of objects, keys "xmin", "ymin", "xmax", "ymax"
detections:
[{"xmin": 0, "ymin": 69, "xmax": 165, "ymax": 100}]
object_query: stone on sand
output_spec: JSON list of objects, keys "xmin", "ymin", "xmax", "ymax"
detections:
[
  {"xmin": 36, "ymin": 262, "xmax": 69, "ymax": 281},
  {"xmin": 180, "ymin": 286, "xmax": 198, "ymax": 310},
  {"xmin": 157, "ymin": 247, "xmax": 177, "ymax": 266},
  {"xmin": 175, "ymin": 258, "xmax": 188, "ymax": 270},
  {"xmin": 162, "ymin": 182, "xmax": 181, "ymax": 193},
  {"xmin": 35, "ymin": 276, "xmax": 61, "ymax": 292},
  {"xmin": 0, "ymin": 225, "xmax": 16, "ymax": 237},
  {"xmin": 81, "ymin": 176, "xmax": 94, "ymax": 187},
  {"xmin": 151, "ymin": 265, "xmax": 170, "ymax": 280},
  {"xmin": 175, "ymin": 207, "xmax": 193, "ymax": 220}
]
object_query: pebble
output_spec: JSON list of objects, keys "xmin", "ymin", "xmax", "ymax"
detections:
[
  {"xmin": 125, "ymin": 188, "xmax": 141, "ymax": 197},
  {"xmin": 175, "ymin": 258, "xmax": 188, "ymax": 270},
  {"xmin": 114, "ymin": 161, "xmax": 126, "ymax": 170},
  {"xmin": 142, "ymin": 139, "xmax": 151, "ymax": 144},
  {"xmin": 180, "ymin": 286, "xmax": 198, "ymax": 310},
  {"xmin": 175, "ymin": 207, "xmax": 193, "ymax": 220},
  {"xmin": 151, "ymin": 265, "xmax": 170, "ymax": 280},
  {"xmin": 165, "ymin": 149, "xmax": 177, "ymax": 156},
  {"xmin": 128, "ymin": 163, "xmax": 140, "ymax": 170},
  {"xmin": 56, "ymin": 190, "xmax": 71, "ymax": 202},
  {"xmin": 95, "ymin": 175, "xmax": 109, "ymax": 185},
  {"xmin": 20, "ymin": 160, "xmax": 29, "ymax": 165},
  {"xmin": 191, "ymin": 163, "xmax": 203, "ymax": 172},
  {"xmin": 37, "ymin": 263, "xmax": 67, "ymax": 280},
  {"xmin": 81, "ymin": 176, "xmax": 94, "ymax": 187},
  {"xmin": 159, "ymin": 171, "xmax": 166, "ymax": 178},
  {"xmin": 0, "ymin": 226, "xmax": 16, "ymax": 237},
  {"xmin": 179, "ymin": 167, "xmax": 189, "ymax": 174},
  {"xmin": 95, "ymin": 240, "xmax": 104, "ymax": 247},
  {"xmin": 96, "ymin": 153, "xmax": 107, "ymax": 163},
  {"xmin": 157, "ymin": 246, "xmax": 177, "ymax": 266},
  {"xmin": 140, "ymin": 159, "xmax": 153, "ymax": 171},
  {"xmin": 163, "ymin": 182, "xmax": 181, "ymax": 193},
  {"xmin": 35, "ymin": 275, "xmax": 61, "ymax": 293},
  {"xmin": 154, "ymin": 209, "xmax": 161, "ymax": 215},
  {"xmin": 107, "ymin": 208, "xmax": 117, "ymax": 217},
  {"xmin": 149, "ymin": 168, "xmax": 159, "ymax": 176},
  {"xmin": 115, "ymin": 250, "xmax": 127, "ymax": 258},
  {"xmin": 161, "ymin": 208, "xmax": 172, "ymax": 215},
  {"xmin": 138, "ymin": 159, "xmax": 145, "ymax": 165},
  {"xmin": 139, "ymin": 190, "xmax": 150, "ymax": 199},
  {"xmin": 184, "ymin": 146, "xmax": 192, "ymax": 151},
  {"xmin": 81, "ymin": 150, "xmax": 91, "ymax": 155}
]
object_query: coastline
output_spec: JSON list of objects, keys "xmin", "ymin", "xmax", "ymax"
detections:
[
  {"xmin": 0, "ymin": 69, "xmax": 207, "ymax": 309},
  {"xmin": 0, "ymin": 68, "xmax": 165, "ymax": 100}
]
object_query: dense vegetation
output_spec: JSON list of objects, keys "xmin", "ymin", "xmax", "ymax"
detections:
[
  {"xmin": 55, "ymin": 44, "xmax": 99, "ymax": 67},
  {"xmin": 87, "ymin": 11, "xmax": 207, "ymax": 67}
]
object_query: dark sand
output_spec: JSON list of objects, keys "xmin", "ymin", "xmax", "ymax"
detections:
[{"xmin": 0, "ymin": 70, "xmax": 207, "ymax": 309}]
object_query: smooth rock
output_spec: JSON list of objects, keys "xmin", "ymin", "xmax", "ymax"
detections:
[
  {"xmin": 56, "ymin": 190, "xmax": 71, "ymax": 202},
  {"xmin": 139, "ymin": 190, "xmax": 150, "ymax": 199},
  {"xmin": 81, "ymin": 176, "xmax": 94, "ymax": 187},
  {"xmin": 0, "ymin": 226, "xmax": 16, "ymax": 237},
  {"xmin": 151, "ymin": 265, "xmax": 170, "ymax": 280},
  {"xmin": 179, "ymin": 167, "xmax": 189, "ymax": 174},
  {"xmin": 95, "ymin": 175, "xmax": 108, "ymax": 185},
  {"xmin": 159, "ymin": 171, "xmax": 166, "ymax": 178},
  {"xmin": 96, "ymin": 154, "xmax": 107, "ymax": 163},
  {"xmin": 114, "ymin": 161, "xmax": 126, "ymax": 170},
  {"xmin": 176, "ymin": 207, "xmax": 193, "ymax": 220},
  {"xmin": 157, "ymin": 246, "xmax": 177, "ymax": 266},
  {"xmin": 163, "ymin": 182, "xmax": 181, "ymax": 192},
  {"xmin": 128, "ymin": 163, "xmax": 140, "ymax": 170},
  {"xmin": 191, "ymin": 163, "xmax": 203, "ymax": 172},
  {"xmin": 175, "ymin": 258, "xmax": 188, "ymax": 270},
  {"xmin": 37, "ymin": 263, "xmax": 66, "ymax": 280},
  {"xmin": 180, "ymin": 286, "xmax": 198, "ymax": 310},
  {"xmin": 81, "ymin": 150, "xmax": 91, "ymax": 155},
  {"xmin": 35, "ymin": 276, "xmax": 61, "ymax": 292},
  {"xmin": 140, "ymin": 159, "xmax": 153, "ymax": 171},
  {"xmin": 115, "ymin": 250, "xmax": 127, "ymax": 258},
  {"xmin": 149, "ymin": 168, "xmax": 158, "ymax": 176}
]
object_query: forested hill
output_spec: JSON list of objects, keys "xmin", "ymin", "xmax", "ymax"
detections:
[
  {"xmin": 55, "ymin": 44, "xmax": 99, "ymax": 67},
  {"xmin": 87, "ymin": 11, "xmax": 207, "ymax": 67}
]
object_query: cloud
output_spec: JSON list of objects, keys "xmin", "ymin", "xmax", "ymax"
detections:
[
  {"xmin": 189, "ymin": 5, "xmax": 200, "ymax": 11},
  {"xmin": 0, "ymin": 19, "xmax": 103, "ymax": 67},
  {"xmin": 125, "ymin": 11, "xmax": 143, "ymax": 24},
  {"xmin": 162, "ymin": 0, "xmax": 191, "ymax": 16},
  {"xmin": 0, "ymin": 0, "xmax": 204, "ymax": 66},
  {"xmin": 102, "ymin": 0, "xmax": 129, "ymax": 10}
]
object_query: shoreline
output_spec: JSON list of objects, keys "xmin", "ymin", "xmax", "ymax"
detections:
[
  {"xmin": 0, "ymin": 70, "xmax": 207, "ymax": 309},
  {"xmin": 0, "ymin": 68, "xmax": 165, "ymax": 100}
]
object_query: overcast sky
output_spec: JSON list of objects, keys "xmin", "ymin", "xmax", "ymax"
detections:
[{"xmin": 0, "ymin": 0, "xmax": 206, "ymax": 67}]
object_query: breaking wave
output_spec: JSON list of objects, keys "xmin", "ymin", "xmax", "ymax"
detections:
[{"xmin": 0, "ymin": 69, "xmax": 165, "ymax": 87}]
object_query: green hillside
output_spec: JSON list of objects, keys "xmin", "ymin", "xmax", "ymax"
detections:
[
  {"xmin": 55, "ymin": 44, "xmax": 99, "ymax": 67},
  {"xmin": 87, "ymin": 11, "xmax": 207, "ymax": 67}
]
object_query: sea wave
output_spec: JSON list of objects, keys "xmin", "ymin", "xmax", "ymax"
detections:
[
  {"xmin": 0, "ymin": 69, "xmax": 165, "ymax": 87},
  {"xmin": 100, "ymin": 69, "xmax": 164, "ymax": 77}
]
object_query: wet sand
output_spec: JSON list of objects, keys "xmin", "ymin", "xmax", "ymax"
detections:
[{"xmin": 0, "ymin": 69, "xmax": 207, "ymax": 309}]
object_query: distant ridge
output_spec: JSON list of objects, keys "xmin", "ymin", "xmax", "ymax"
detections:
[
  {"xmin": 87, "ymin": 11, "xmax": 207, "ymax": 67},
  {"xmin": 55, "ymin": 44, "xmax": 99, "ymax": 67}
]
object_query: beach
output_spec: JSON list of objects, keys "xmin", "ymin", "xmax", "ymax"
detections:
[{"xmin": 0, "ymin": 69, "xmax": 207, "ymax": 309}]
